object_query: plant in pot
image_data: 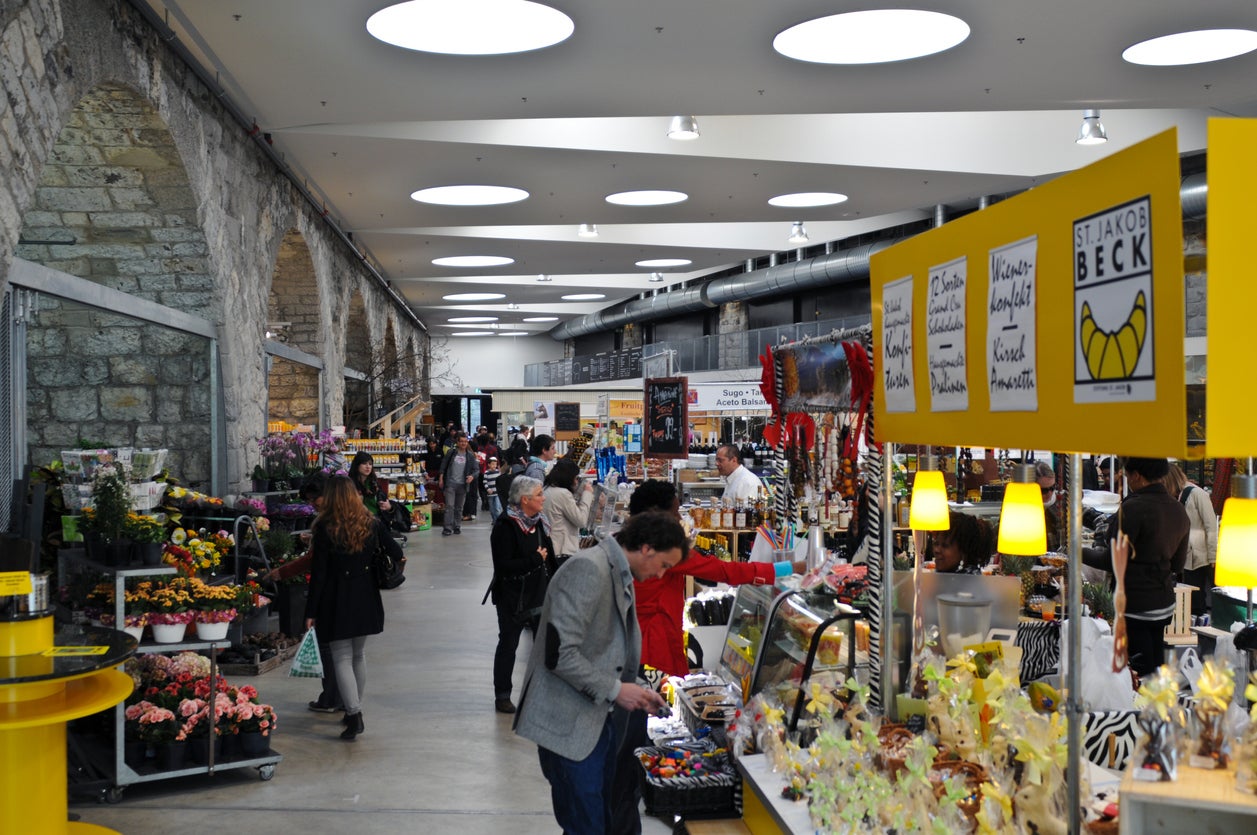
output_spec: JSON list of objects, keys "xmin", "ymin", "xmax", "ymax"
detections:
[
  {"xmin": 124, "ymin": 513, "xmax": 167, "ymax": 566},
  {"xmin": 88, "ymin": 463, "xmax": 134, "ymax": 565},
  {"xmin": 141, "ymin": 578, "xmax": 196, "ymax": 643},
  {"xmin": 125, "ymin": 700, "xmax": 185, "ymax": 770},
  {"xmin": 189, "ymin": 577, "xmax": 239, "ymax": 641}
]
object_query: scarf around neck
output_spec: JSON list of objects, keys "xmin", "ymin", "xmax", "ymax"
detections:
[{"xmin": 507, "ymin": 504, "xmax": 551, "ymax": 538}]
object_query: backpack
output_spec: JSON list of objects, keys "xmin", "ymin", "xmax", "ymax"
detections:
[{"xmin": 494, "ymin": 463, "xmax": 525, "ymax": 508}]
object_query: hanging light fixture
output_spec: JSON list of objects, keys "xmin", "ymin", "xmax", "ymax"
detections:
[
  {"xmin": 536, "ymin": 274, "xmax": 552, "ymax": 282},
  {"xmin": 1076, "ymin": 109, "xmax": 1108, "ymax": 145},
  {"xmin": 1217, "ymin": 467, "xmax": 1257, "ymax": 623},
  {"xmin": 997, "ymin": 464, "xmax": 1047, "ymax": 555},
  {"xmin": 788, "ymin": 221, "xmax": 809, "ymax": 244},
  {"xmin": 667, "ymin": 115, "xmax": 700, "ymax": 140},
  {"xmin": 908, "ymin": 458, "xmax": 950, "ymax": 531},
  {"xmin": 577, "ymin": 223, "xmax": 599, "ymax": 238}
]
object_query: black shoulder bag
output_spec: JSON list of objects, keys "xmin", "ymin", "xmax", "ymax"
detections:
[{"xmin": 373, "ymin": 529, "xmax": 407, "ymax": 590}]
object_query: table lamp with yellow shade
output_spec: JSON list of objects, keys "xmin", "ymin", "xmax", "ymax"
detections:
[{"xmin": 1216, "ymin": 471, "xmax": 1257, "ymax": 624}]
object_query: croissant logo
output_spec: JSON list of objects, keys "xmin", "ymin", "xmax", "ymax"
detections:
[{"xmin": 1079, "ymin": 290, "xmax": 1147, "ymax": 379}]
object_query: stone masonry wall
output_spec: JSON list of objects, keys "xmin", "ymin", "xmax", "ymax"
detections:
[{"xmin": 0, "ymin": 0, "xmax": 427, "ymax": 492}]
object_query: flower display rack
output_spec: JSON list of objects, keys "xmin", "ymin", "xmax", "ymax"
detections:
[{"xmin": 58, "ymin": 551, "xmax": 282, "ymax": 801}]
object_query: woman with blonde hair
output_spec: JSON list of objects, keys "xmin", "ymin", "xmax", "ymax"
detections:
[
  {"xmin": 1164, "ymin": 463, "xmax": 1218, "ymax": 615},
  {"xmin": 305, "ymin": 475, "xmax": 404, "ymax": 740}
]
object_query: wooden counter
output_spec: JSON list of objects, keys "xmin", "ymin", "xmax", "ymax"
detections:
[{"xmin": 1118, "ymin": 762, "xmax": 1257, "ymax": 834}]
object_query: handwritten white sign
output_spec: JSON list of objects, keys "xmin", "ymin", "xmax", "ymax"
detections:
[
  {"xmin": 926, "ymin": 257, "xmax": 969, "ymax": 411},
  {"xmin": 987, "ymin": 235, "xmax": 1039, "ymax": 411},
  {"xmin": 881, "ymin": 275, "xmax": 916, "ymax": 413}
]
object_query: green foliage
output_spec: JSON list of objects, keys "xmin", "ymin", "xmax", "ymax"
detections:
[{"xmin": 1082, "ymin": 582, "xmax": 1115, "ymax": 624}]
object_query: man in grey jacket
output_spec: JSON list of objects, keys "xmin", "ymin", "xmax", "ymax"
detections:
[{"xmin": 514, "ymin": 511, "xmax": 684, "ymax": 834}]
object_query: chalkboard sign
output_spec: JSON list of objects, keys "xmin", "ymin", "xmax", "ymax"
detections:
[
  {"xmin": 644, "ymin": 377, "xmax": 688, "ymax": 459},
  {"xmin": 554, "ymin": 402, "xmax": 581, "ymax": 440}
]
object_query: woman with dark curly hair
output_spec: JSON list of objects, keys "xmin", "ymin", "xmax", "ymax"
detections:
[{"xmin": 928, "ymin": 510, "xmax": 995, "ymax": 573}]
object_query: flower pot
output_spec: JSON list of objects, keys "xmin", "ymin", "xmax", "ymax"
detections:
[
  {"xmin": 220, "ymin": 732, "xmax": 241, "ymax": 761},
  {"xmin": 103, "ymin": 539, "xmax": 133, "ymax": 567},
  {"xmin": 239, "ymin": 730, "xmax": 269, "ymax": 757},
  {"xmin": 84, "ymin": 534, "xmax": 105, "ymax": 564},
  {"xmin": 195, "ymin": 618, "xmax": 231, "ymax": 641},
  {"xmin": 241, "ymin": 605, "xmax": 270, "ymax": 635},
  {"xmin": 122, "ymin": 624, "xmax": 145, "ymax": 643},
  {"xmin": 252, "ymin": 478, "xmax": 269, "ymax": 493},
  {"xmin": 275, "ymin": 584, "xmax": 309, "ymax": 638},
  {"xmin": 124, "ymin": 740, "xmax": 149, "ymax": 770},
  {"xmin": 187, "ymin": 736, "xmax": 222, "ymax": 765},
  {"xmin": 153, "ymin": 740, "xmax": 188, "ymax": 771},
  {"xmin": 150, "ymin": 622, "xmax": 187, "ymax": 643},
  {"xmin": 138, "ymin": 541, "xmax": 164, "ymax": 566}
]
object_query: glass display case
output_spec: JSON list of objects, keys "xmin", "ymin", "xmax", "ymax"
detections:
[{"xmin": 719, "ymin": 584, "xmax": 870, "ymax": 731}]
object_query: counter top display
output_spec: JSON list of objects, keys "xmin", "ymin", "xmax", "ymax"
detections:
[{"xmin": 0, "ymin": 624, "xmax": 134, "ymax": 685}]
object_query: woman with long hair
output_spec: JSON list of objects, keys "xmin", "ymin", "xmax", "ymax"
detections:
[
  {"xmin": 486, "ymin": 475, "xmax": 557, "ymax": 714},
  {"xmin": 304, "ymin": 475, "xmax": 403, "ymax": 740},
  {"xmin": 542, "ymin": 459, "xmax": 595, "ymax": 564}
]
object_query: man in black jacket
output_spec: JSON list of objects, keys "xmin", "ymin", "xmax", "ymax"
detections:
[{"xmin": 1083, "ymin": 457, "xmax": 1190, "ymax": 676}]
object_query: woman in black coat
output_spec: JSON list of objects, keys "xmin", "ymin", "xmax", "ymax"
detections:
[
  {"xmin": 487, "ymin": 475, "xmax": 557, "ymax": 714},
  {"xmin": 305, "ymin": 475, "xmax": 403, "ymax": 740}
]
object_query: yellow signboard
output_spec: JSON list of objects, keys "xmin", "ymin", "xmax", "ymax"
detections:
[
  {"xmin": 609, "ymin": 399, "xmax": 643, "ymax": 420},
  {"xmin": 872, "ymin": 129, "xmax": 1185, "ymax": 456},
  {"xmin": 1206, "ymin": 118, "xmax": 1257, "ymax": 457},
  {"xmin": 0, "ymin": 571, "xmax": 33, "ymax": 596}
]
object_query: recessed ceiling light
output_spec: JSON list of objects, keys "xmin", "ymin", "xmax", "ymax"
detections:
[
  {"xmin": 605, "ymin": 190, "xmax": 688, "ymax": 206},
  {"xmin": 523, "ymin": 316, "xmax": 559, "ymax": 322},
  {"xmin": 1122, "ymin": 28, "xmax": 1257, "ymax": 65},
  {"xmin": 447, "ymin": 316, "xmax": 499, "ymax": 323},
  {"xmin": 561, "ymin": 293, "xmax": 606, "ymax": 301},
  {"xmin": 410, "ymin": 185, "xmax": 529, "ymax": 205},
  {"xmin": 769, "ymin": 192, "xmax": 849, "ymax": 208},
  {"xmin": 451, "ymin": 331, "xmax": 497, "ymax": 337},
  {"xmin": 442, "ymin": 292, "xmax": 506, "ymax": 301},
  {"xmin": 366, "ymin": 0, "xmax": 574, "ymax": 56},
  {"xmin": 635, "ymin": 258, "xmax": 692, "ymax": 268},
  {"xmin": 497, "ymin": 331, "xmax": 531, "ymax": 336},
  {"xmin": 536, "ymin": 274, "xmax": 552, "ymax": 282},
  {"xmin": 577, "ymin": 223, "xmax": 599, "ymax": 237},
  {"xmin": 432, "ymin": 255, "xmax": 514, "ymax": 268},
  {"xmin": 773, "ymin": 9, "xmax": 970, "ymax": 64}
]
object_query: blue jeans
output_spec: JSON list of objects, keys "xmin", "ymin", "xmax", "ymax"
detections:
[
  {"xmin": 489, "ymin": 494, "xmax": 502, "ymax": 521},
  {"xmin": 537, "ymin": 716, "xmax": 617, "ymax": 835}
]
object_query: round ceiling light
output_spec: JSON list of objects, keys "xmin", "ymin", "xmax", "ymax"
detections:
[
  {"xmin": 1122, "ymin": 28, "xmax": 1257, "ymax": 65},
  {"xmin": 523, "ymin": 316, "xmax": 559, "ymax": 322},
  {"xmin": 451, "ymin": 331, "xmax": 497, "ymax": 337},
  {"xmin": 442, "ymin": 292, "xmax": 506, "ymax": 302},
  {"xmin": 635, "ymin": 258, "xmax": 692, "ymax": 268},
  {"xmin": 769, "ymin": 191, "xmax": 849, "ymax": 208},
  {"xmin": 366, "ymin": 0, "xmax": 574, "ymax": 55},
  {"xmin": 447, "ymin": 316, "xmax": 499, "ymax": 323},
  {"xmin": 605, "ymin": 190, "xmax": 688, "ymax": 206},
  {"xmin": 411, "ymin": 185, "xmax": 529, "ymax": 205},
  {"xmin": 432, "ymin": 255, "xmax": 514, "ymax": 268},
  {"xmin": 561, "ymin": 293, "xmax": 606, "ymax": 301},
  {"xmin": 773, "ymin": 9, "xmax": 970, "ymax": 64}
]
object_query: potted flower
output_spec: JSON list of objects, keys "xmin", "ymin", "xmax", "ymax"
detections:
[
  {"xmin": 88, "ymin": 463, "xmax": 133, "ymax": 565},
  {"xmin": 143, "ymin": 578, "xmax": 197, "ymax": 643},
  {"xmin": 189, "ymin": 578, "xmax": 239, "ymax": 641},
  {"xmin": 124, "ymin": 700, "xmax": 186, "ymax": 770},
  {"xmin": 226, "ymin": 684, "xmax": 276, "ymax": 757},
  {"xmin": 124, "ymin": 513, "xmax": 167, "ymax": 566},
  {"xmin": 84, "ymin": 582, "xmax": 115, "ymax": 625}
]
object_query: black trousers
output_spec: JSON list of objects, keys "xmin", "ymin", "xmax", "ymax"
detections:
[
  {"xmin": 1126, "ymin": 616, "xmax": 1170, "ymax": 677},
  {"xmin": 493, "ymin": 604, "xmax": 534, "ymax": 699},
  {"xmin": 609, "ymin": 708, "xmax": 648, "ymax": 835}
]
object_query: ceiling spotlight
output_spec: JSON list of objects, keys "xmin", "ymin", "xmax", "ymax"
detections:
[
  {"xmin": 636, "ymin": 258, "xmax": 692, "ymax": 268},
  {"xmin": 577, "ymin": 223, "xmax": 599, "ymax": 238},
  {"xmin": 536, "ymin": 274, "xmax": 552, "ymax": 282},
  {"xmin": 788, "ymin": 221, "xmax": 809, "ymax": 244},
  {"xmin": 507, "ymin": 302, "xmax": 520, "ymax": 310},
  {"xmin": 667, "ymin": 115, "xmax": 700, "ymax": 140},
  {"xmin": 1076, "ymin": 109, "xmax": 1108, "ymax": 145},
  {"xmin": 649, "ymin": 272, "xmax": 664, "ymax": 283}
]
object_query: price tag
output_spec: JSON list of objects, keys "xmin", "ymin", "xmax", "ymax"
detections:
[
  {"xmin": 43, "ymin": 646, "xmax": 109, "ymax": 656},
  {"xmin": 0, "ymin": 571, "xmax": 33, "ymax": 596}
]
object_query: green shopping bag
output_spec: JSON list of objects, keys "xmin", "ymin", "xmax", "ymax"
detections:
[{"xmin": 289, "ymin": 625, "xmax": 324, "ymax": 678}]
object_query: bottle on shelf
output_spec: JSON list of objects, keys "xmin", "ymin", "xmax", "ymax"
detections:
[{"xmin": 734, "ymin": 499, "xmax": 747, "ymax": 530}]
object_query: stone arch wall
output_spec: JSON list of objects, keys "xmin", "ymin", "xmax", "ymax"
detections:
[
  {"xmin": 268, "ymin": 228, "xmax": 321, "ymax": 353},
  {"xmin": 0, "ymin": 0, "xmax": 427, "ymax": 491}
]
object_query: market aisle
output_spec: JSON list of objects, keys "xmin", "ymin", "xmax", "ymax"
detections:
[{"xmin": 72, "ymin": 516, "xmax": 674, "ymax": 834}]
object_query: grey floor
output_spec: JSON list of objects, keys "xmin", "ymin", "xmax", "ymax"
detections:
[{"xmin": 71, "ymin": 514, "xmax": 675, "ymax": 834}]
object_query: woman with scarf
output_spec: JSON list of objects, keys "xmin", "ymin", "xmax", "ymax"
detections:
[{"xmin": 486, "ymin": 475, "xmax": 557, "ymax": 714}]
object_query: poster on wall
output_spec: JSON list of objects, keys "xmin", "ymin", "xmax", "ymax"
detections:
[
  {"xmin": 1073, "ymin": 196, "xmax": 1155, "ymax": 403},
  {"xmin": 553, "ymin": 402, "xmax": 582, "ymax": 441},
  {"xmin": 881, "ymin": 275, "xmax": 916, "ymax": 413},
  {"xmin": 643, "ymin": 377, "xmax": 688, "ymax": 459},
  {"xmin": 926, "ymin": 256, "xmax": 969, "ymax": 411},
  {"xmin": 987, "ymin": 235, "xmax": 1039, "ymax": 411}
]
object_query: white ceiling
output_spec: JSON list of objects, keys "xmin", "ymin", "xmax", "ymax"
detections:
[{"xmin": 145, "ymin": 0, "xmax": 1257, "ymax": 337}]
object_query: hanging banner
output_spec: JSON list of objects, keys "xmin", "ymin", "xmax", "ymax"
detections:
[
  {"xmin": 871, "ymin": 129, "xmax": 1185, "ymax": 456},
  {"xmin": 987, "ymin": 235, "xmax": 1039, "ymax": 412},
  {"xmin": 1073, "ymin": 196, "xmax": 1156, "ymax": 403},
  {"xmin": 881, "ymin": 275, "xmax": 916, "ymax": 413},
  {"xmin": 926, "ymin": 256, "xmax": 969, "ymax": 412}
]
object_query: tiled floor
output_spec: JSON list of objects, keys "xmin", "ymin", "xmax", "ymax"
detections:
[{"xmin": 71, "ymin": 513, "xmax": 675, "ymax": 834}]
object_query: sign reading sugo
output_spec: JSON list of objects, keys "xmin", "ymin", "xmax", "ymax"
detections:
[{"xmin": 687, "ymin": 382, "xmax": 769, "ymax": 412}]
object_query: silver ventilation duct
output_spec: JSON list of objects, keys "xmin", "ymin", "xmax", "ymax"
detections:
[{"xmin": 552, "ymin": 175, "xmax": 1210, "ymax": 341}]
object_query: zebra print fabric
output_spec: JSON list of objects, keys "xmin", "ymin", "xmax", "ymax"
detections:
[
  {"xmin": 1081, "ymin": 710, "xmax": 1140, "ymax": 771},
  {"xmin": 1015, "ymin": 620, "xmax": 1061, "ymax": 682}
]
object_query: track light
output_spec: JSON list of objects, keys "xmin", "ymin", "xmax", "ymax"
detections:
[
  {"xmin": 577, "ymin": 223, "xmax": 599, "ymax": 238},
  {"xmin": 649, "ymin": 272, "xmax": 664, "ymax": 282},
  {"xmin": 666, "ymin": 115, "xmax": 700, "ymax": 140},
  {"xmin": 536, "ymin": 274, "xmax": 552, "ymax": 282},
  {"xmin": 1076, "ymin": 109, "xmax": 1108, "ymax": 145},
  {"xmin": 788, "ymin": 221, "xmax": 809, "ymax": 244}
]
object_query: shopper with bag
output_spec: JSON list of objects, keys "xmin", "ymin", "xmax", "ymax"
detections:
[
  {"xmin": 304, "ymin": 475, "xmax": 401, "ymax": 740},
  {"xmin": 485, "ymin": 476, "xmax": 557, "ymax": 715}
]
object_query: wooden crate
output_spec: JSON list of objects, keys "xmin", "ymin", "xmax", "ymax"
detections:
[
  {"xmin": 1165, "ymin": 582, "xmax": 1198, "ymax": 642},
  {"xmin": 218, "ymin": 643, "xmax": 299, "ymax": 677}
]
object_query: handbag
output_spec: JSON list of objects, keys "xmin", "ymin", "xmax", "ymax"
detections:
[{"xmin": 373, "ymin": 533, "xmax": 407, "ymax": 590}]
